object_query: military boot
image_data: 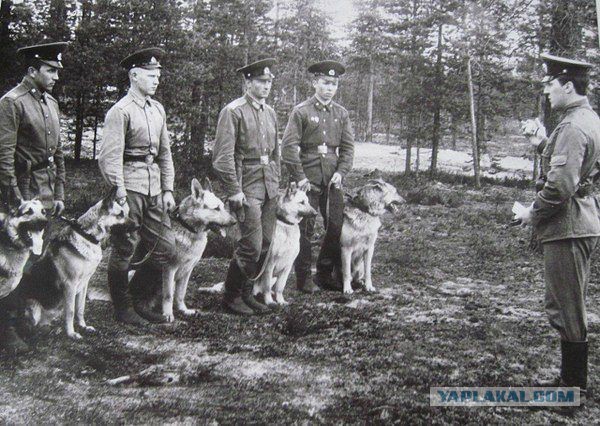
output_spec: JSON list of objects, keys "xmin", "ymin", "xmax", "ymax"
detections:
[
  {"xmin": 130, "ymin": 265, "xmax": 170, "ymax": 324},
  {"xmin": 0, "ymin": 322, "xmax": 30, "ymax": 355},
  {"xmin": 297, "ymin": 275, "xmax": 321, "ymax": 294},
  {"xmin": 108, "ymin": 269, "xmax": 148, "ymax": 326},
  {"xmin": 222, "ymin": 259, "xmax": 254, "ymax": 316},
  {"xmin": 242, "ymin": 281, "xmax": 270, "ymax": 315}
]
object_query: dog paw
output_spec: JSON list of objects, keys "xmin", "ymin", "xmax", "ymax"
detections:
[
  {"xmin": 365, "ymin": 285, "xmax": 376, "ymax": 292},
  {"xmin": 67, "ymin": 331, "xmax": 83, "ymax": 340},
  {"xmin": 178, "ymin": 308, "xmax": 197, "ymax": 317},
  {"xmin": 343, "ymin": 287, "xmax": 354, "ymax": 295},
  {"xmin": 81, "ymin": 325, "xmax": 96, "ymax": 333},
  {"xmin": 165, "ymin": 314, "xmax": 175, "ymax": 323}
]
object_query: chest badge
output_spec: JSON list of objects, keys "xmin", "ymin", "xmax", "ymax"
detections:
[{"xmin": 310, "ymin": 116, "xmax": 320, "ymax": 123}]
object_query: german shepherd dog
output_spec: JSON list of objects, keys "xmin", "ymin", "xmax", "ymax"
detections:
[
  {"xmin": 132, "ymin": 178, "xmax": 236, "ymax": 322},
  {"xmin": 17, "ymin": 188, "xmax": 136, "ymax": 340},
  {"xmin": 0, "ymin": 199, "xmax": 47, "ymax": 300},
  {"xmin": 340, "ymin": 179, "xmax": 404, "ymax": 294},
  {"xmin": 252, "ymin": 183, "xmax": 317, "ymax": 306}
]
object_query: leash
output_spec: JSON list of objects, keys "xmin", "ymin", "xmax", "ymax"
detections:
[{"xmin": 58, "ymin": 215, "xmax": 100, "ymax": 245}]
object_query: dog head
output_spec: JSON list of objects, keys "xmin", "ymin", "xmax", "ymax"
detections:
[
  {"xmin": 178, "ymin": 178, "xmax": 236, "ymax": 237},
  {"xmin": 277, "ymin": 182, "xmax": 317, "ymax": 224},
  {"xmin": 97, "ymin": 187, "xmax": 137, "ymax": 235},
  {"xmin": 353, "ymin": 179, "xmax": 405, "ymax": 216},
  {"xmin": 1, "ymin": 199, "xmax": 48, "ymax": 254}
]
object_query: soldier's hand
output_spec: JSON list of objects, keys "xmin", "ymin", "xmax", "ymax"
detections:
[
  {"xmin": 228, "ymin": 192, "xmax": 246, "ymax": 211},
  {"xmin": 521, "ymin": 118, "xmax": 547, "ymax": 148},
  {"xmin": 53, "ymin": 200, "xmax": 65, "ymax": 217},
  {"xmin": 512, "ymin": 202, "xmax": 534, "ymax": 227},
  {"xmin": 162, "ymin": 191, "xmax": 176, "ymax": 213},
  {"xmin": 330, "ymin": 172, "xmax": 342, "ymax": 188},
  {"xmin": 298, "ymin": 178, "xmax": 311, "ymax": 192}
]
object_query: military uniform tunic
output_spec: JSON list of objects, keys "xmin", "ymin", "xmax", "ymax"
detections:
[
  {"xmin": 0, "ymin": 76, "xmax": 66, "ymax": 208},
  {"xmin": 212, "ymin": 94, "xmax": 279, "ymax": 278},
  {"xmin": 98, "ymin": 89, "xmax": 175, "ymax": 271},
  {"xmin": 533, "ymin": 98, "xmax": 600, "ymax": 342},
  {"xmin": 281, "ymin": 95, "xmax": 355, "ymax": 281}
]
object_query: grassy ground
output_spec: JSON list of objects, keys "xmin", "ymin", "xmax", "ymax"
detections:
[{"xmin": 1, "ymin": 161, "xmax": 599, "ymax": 424}]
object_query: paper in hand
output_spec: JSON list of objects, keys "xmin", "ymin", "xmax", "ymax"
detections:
[{"xmin": 510, "ymin": 201, "xmax": 528, "ymax": 226}]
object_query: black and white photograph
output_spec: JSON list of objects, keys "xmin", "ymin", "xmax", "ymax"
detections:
[{"xmin": 0, "ymin": 0, "xmax": 599, "ymax": 423}]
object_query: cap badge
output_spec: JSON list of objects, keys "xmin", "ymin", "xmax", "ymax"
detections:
[
  {"xmin": 57, "ymin": 53, "xmax": 62, "ymax": 61},
  {"xmin": 150, "ymin": 56, "xmax": 158, "ymax": 64},
  {"xmin": 264, "ymin": 66, "xmax": 270, "ymax": 75},
  {"xmin": 328, "ymin": 69, "xmax": 335, "ymax": 76}
]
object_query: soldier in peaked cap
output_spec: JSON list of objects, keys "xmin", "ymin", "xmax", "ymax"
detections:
[
  {"xmin": 281, "ymin": 60, "xmax": 354, "ymax": 293},
  {"xmin": 0, "ymin": 41, "xmax": 69, "ymax": 354},
  {"xmin": 514, "ymin": 53, "xmax": 600, "ymax": 401},
  {"xmin": 212, "ymin": 58, "xmax": 280, "ymax": 315},
  {"xmin": 98, "ymin": 47, "xmax": 177, "ymax": 326}
]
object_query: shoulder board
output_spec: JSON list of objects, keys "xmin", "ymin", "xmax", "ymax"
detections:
[
  {"xmin": 226, "ymin": 97, "xmax": 247, "ymax": 110},
  {"xmin": 2, "ymin": 84, "xmax": 30, "ymax": 101}
]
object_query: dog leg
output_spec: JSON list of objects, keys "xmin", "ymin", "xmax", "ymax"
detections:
[
  {"xmin": 162, "ymin": 267, "xmax": 177, "ymax": 322},
  {"xmin": 364, "ymin": 240, "xmax": 377, "ymax": 292},
  {"xmin": 274, "ymin": 265, "xmax": 292, "ymax": 305},
  {"xmin": 64, "ymin": 287, "xmax": 82, "ymax": 340},
  {"xmin": 175, "ymin": 268, "xmax": 196, "ymax": 316},
  {"xmin": 341, "ymin": 248, "xmax": 354, "ymax": 294},
  {"xmin": 259, "ymin": 262, "xmax": 277, "ymax": 305},
  {"xmin": 75, "ymin": 280, "xmax": 96, "ymax": 333}
]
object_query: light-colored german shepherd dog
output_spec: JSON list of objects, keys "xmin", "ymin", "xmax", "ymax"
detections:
[
  {"xmin": 340, "ymin": 179, "xmax": 404, "ymax": 294},
  {"xmin": 17, "ymin": 188, "xmax": 136, "ymax": 340},
  {"xmin": 0, "ymin": 199, "xmax": 47, "ymax": 299},
  {"xmin": 134, "ymin": 178, "xmax": 236, "ymax": 322},
  {"xmin": 252, "ymin": 183, "xmax": 317, "ymax": 306}
]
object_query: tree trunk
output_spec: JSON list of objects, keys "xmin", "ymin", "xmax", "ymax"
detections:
[
  {"xmin": 430, "ymin": 22, "xmax": 444, "ymax": 177},
  {"xmin": 189, "ymin": 81, "xmax": 207, "ymax": 164},
  {"xmin": 467, "ymin": 56, "xmax": 480, "ymax": 188},
  {"xmin": 366, "ymin": 57, "xmax": 374, "ymax": 143},
  {"xmin": 74, "ymin": 92, "xmax": 86, "ymax": 163}
]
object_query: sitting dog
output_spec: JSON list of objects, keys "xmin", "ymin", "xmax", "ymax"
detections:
[
  {"xmin": 131, "ymin": 178, "xmax": 236, "ymax": 322},
  {"xmin": 0, "ymin": 199, "xmax": 48, "ymax": 300},
  {"xmin": 339, "ymin": 179, "xmax": 404, "ymax": 294},
  {"xmin": 252, "ymin": 183, "xmax": 317, "ymax": 307},
  {"xmin": 17, "ymin": 188, "xmax": 136, "ymax": 340}
]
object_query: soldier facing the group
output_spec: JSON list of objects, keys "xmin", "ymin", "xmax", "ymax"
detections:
[{"xmin": 516, "ymin": 53, "xmax": 600, "ymax": 404}]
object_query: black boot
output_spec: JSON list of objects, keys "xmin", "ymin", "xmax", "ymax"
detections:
[
  {"xmin": 297, "ymin": 275, "xmax": 320, "ymax": 294},
  {"xmin": 222, "ymin": 260, "xmax": 254, "ymax": 316},
  {"xmin": 562, "ymin": 340, "xmax": 588, "ymax": 390},
  {"xmin": 242, "ymin": 280, "xmax": 271, "ymax": 315},
  {"xmin": 108, "ymin": 269, "xmax": 148, "ymax": 326},
  {"xmin": 0, "ymin": 322, "xmax": 30, "ymax": 355},
  {"xmin": 130, "ymin": 263, "xmax": 169, "ymax": 323}
]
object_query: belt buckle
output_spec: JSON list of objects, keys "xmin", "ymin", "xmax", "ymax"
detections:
[
  {"xmin": 318, "ymin": 144, "xmax": 328, "ymax": 156},
  {"xmin": 260, "ymin": 155, "xmax": 269, "ymax": 165},
  {"xmin": 144, "ymin": 154, "xmax": 154, "ymax": 165}
]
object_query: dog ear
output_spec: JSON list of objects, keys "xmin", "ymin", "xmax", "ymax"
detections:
[
  {"xmin": 191, "ymin": 178, "xmax": 203, "ymax": 199},
  {"xmin": 201, "ymin": 177, "xmax": 213, "ymax": 193}
]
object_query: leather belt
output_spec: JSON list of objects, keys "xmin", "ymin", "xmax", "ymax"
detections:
[
  {"xmin": 242, "ymin": 155, "xmax": 273, "ymax": 165},
  {"xmin": 305, "ymin": 145, "xmax": 337, "ymax": 155},
  {"xmin": 16, "ymin": 156, "xmax": 55, "ymax": 173},
  {"xmin": 124, "ymin": 154, "xmax": 155, "ymax": 165}
]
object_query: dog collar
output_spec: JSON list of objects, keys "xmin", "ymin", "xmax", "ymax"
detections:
[
  {"xmin": 276, "ymin": 214, "xmax": 297, "ymax": 226},
  {"xmin": 171, "ymin": 210, "xmax": 198, "ymax": 234},
  {"xmin": 58, "ymin": 216, "xmax": 100, "ymax": 245},
  {"xmin": 348, "ymin": 197, "xmax": 378, "ymax": 216}
]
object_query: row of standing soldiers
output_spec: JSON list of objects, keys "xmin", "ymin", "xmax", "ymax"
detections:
[{"xmin": 0, "ymin": 43, "xmax": 354, "ymax": 353}]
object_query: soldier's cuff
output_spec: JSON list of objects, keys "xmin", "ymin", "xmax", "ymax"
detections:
[{"xmin": 116, "ymin": 186, "xmax": 128, "ymax": 199}]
